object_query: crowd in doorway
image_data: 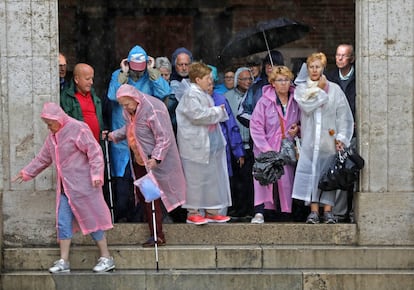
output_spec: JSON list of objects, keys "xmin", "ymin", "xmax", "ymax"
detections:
[{"xmin": 13, "ymin": 43, "xmax": 357, "ymax": 273}]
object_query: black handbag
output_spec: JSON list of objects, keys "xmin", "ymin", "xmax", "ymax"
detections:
[
  {"xmin": 318, "ymin": 148, "xmax": 364, "ymax": 191},
  {"xmin": 278, "ymin": 114, "xmax": 298, "ymax": 165}
]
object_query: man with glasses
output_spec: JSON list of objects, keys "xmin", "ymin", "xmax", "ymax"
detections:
[
  {"xmin": 214, "ymin": 67, "xmax": 235, "ymax": 95},
  {"xmin": 170, "ymin": 47, "xmax": 193, "ymax": 84},
  {"xmin": 225, "ymin": 67, "xmax": 255, "ymax": 220},
  {"xmin": 326, "ymin": 44, "xmax": 357, "ymax": 223},
  {"xmin": 237, "ymin": 50, "xmax": 285, "ymax": 128},
  {"xmin": 167, "ymin": 47, "xmax": 194, "ymax": 136},
  {"xmin": 246, "ymin": 54, "xmax": 263, "ymax": 83}
]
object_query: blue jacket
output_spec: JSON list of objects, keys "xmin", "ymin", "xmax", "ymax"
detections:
[
  {"xmin": 107, "ymin": 69, "xmax": 171, "ymax": 177},
  {"xmin": 211, "ymin": 92, "xmax": 245, "ymax": 177}
]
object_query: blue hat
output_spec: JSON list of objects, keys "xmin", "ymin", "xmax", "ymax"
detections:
[
  {"xmin": 171, "ymin": 47, "xmax": 193, "ymax": 67},
  {"xmin": 208, "ymin": 65, "xmax": 219, "ymax": 83},
  {"xmin": 128, "ymin": 45, "xmax": 148, "ymax": 71}
]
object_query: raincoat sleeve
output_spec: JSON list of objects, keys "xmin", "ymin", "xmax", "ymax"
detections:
[
  {"xmin": 107, "ymin": 69, "xmax": 122, "ymax": 101},
  {"xmin": 214, "ymin": 95, "xmax": 245, "ymax": 159},
  {"xmin": 21, "ymin": 139, "xmax": 53, "ymax": 181},
  {"xmin": 294, "ymin": 83, "xmax": 329, "ymax": 115},
  {"xmin": 150, "ymin": 76, "xmax": 171, "ymax": 101},
  {"xmin": 111, "ymin": 125, "xmax": 127, "ymax": 143},
  {"xmin": 237, "ymin": 90, "xmax": 253, "ymax": 127},
  {"xmin": 179, "ymin": 91, "xmax": 228, "ymax": 125},
  {"xmin": 250, "ymin": 100, "xmax": 274, "ymax": 153},
  {"xmin": 332, "ymin": 86, "xmax": 354, "ymax": 147},
  {"xmin": 147, "ymin": 109, "xmax": 173, "ymax": 161},
  {"xmin": 76, "ymin": 128, "xmax": 105, "ymax": 183},
  {"xmin": 225, "ymin": 100, "xmax": 245, "ymax": 158}
]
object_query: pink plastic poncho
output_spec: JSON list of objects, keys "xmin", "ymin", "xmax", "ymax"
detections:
[
  {"xmin": 21, "ymin": 102, "xmax": 113, "ymax": 236},
  {"xmin": 111, "ymin": 84, "xmax": 186, "ymax": 212},
  {"xmin": 250, "ymin": 85, "xmax": 301, "ymax": 213}
]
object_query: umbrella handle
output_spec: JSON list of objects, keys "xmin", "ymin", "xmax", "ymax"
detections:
[{"xmin": 262, "ymin": 30, "xmax": 274, "ymax": 67}]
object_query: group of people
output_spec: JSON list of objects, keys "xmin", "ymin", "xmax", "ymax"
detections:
[{"xmin": 12, "ymin": 43, "xmax": 357, "ymax": 274}]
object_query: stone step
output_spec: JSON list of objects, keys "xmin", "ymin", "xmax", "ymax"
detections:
[
  {"xmin": 4, "ymin": 245, "xmax": 414, "ymax": 271},
  {"xmin": 68, "ymin": 223, "xmax": 358, "ymax": 246},
  {"xmin": 2, "ymin": 269, "xmax": 414, "ymax": 290}
]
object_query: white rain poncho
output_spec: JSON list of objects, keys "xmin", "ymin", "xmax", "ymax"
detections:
[
  {"xmin": 176, "ymin": 82, "xmax": 232, "ymax": 210},
  {"xmin": 291, "ymin": 64, "xmax": 354, "ymax": 205}
]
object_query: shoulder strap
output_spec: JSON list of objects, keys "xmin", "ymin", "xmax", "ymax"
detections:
[{"xmin": 278, "ymin": 113, "xmax": 286, "ymax": 139}]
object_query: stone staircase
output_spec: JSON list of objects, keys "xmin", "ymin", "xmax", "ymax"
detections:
[{"xmin": 2, "ymin": 223, "xmax": 414, "ymax": 290}]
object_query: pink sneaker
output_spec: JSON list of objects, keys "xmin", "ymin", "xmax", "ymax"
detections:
[
  {"xmin": 186, "ymin": 214, "xmax": 208, "ymax": 225},
  {"xmin": 205, "ymin": 214, "xmax": 231, "ymax": 223}
]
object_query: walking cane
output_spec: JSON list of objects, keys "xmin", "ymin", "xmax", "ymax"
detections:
[
  {"xmin": 104, "ymin": 135, "xmax": 115, "ymax": 224},
  {"xmin": 151, "ymin": 199, "xmax": 160, "ymax": 272}
]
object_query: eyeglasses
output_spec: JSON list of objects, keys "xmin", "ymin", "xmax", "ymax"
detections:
[
  {"xmin": 238, "ymin": 77, "xmax": 253, "ymax": 82},
  {"xmin": 335, "ymin": 54, "xmax": 352, "ymax": 59},
  {"xmin": 176, "ymin": 63, "xmax": 190, "ymax": 67},
  {"xmin": 224, "ymin": 76, "xmax": 234, "ymax": 80},
  {"xmin": 273, "ymin": 79, "xmax": 290, "ymax": 84}
]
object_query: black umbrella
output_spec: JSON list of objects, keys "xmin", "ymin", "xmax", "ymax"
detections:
[{"xmin": 219, "ymin": 17, "xmax": 310, "ymax": 64}]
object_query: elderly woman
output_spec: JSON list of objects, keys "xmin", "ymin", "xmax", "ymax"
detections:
[
  {"xmin": 250, "ymin": 66, "xmax": 301, "ymax": 224},
  {"xmin": 292, "ymin": 52, "xmax": 354, "ymax": 224},
  {"xmin": 13, "ymin": 102, "xmax": 114, "ymax": 273},
  {"xmin": 176, "ymin": 62, "xmax": 232, "ymax": 225},
  {"xmin": 107, "ymin": 84, "xmax": 186, "ymax": 246},
  {"xmin": 155, "ymin": 56, "xmax": 172, "ymax": 82}
]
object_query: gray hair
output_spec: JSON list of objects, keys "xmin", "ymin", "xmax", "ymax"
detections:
[{"xmin": 155, "ymin": 57, "xmax": 172, "ymax": 72}]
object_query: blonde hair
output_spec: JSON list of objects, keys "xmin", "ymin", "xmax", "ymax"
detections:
[
  {"xmin": 188, "ymin": 62, "xmax": 211, "ymax": 83},
  {"xmin": 268, "ymin": 66, "xmax": 294, "ymax": 83},
  {"xmin": 306, "ymin": 52, "xmax": 327, "ymax": 68}
]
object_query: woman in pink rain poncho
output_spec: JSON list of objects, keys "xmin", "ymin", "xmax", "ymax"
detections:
[
  {"xmin": 250, "ymin": 66, "xmax": 301, "ymax": 224},
  {"xmin": 13, "ymin": 102, "xmax": 114, "ymax": 273},
  {"xmin": 108, "ymin": 84, "xmax": 186, "ymax": 247}
]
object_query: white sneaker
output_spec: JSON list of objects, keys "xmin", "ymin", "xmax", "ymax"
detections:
[
  {"xmin": 93, "ymin": 256, "xmax": 115, "ymax": 272},
  {"xmin": 49, "ymin": 258, "xmax": 70, "ymax": 273},
  {"xmin": 251, "ymin": 213, "xmax": 264, "ymax": 224}
]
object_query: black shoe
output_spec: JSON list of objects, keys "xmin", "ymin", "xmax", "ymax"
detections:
[{"xmin": 142, "ymin": 236, "xmax": 166, "ymax": 247}]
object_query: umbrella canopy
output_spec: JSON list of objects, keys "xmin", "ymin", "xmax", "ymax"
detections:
[{"xmin": 219, "ymin": 17, "xmax": 310, "ymax": 60}]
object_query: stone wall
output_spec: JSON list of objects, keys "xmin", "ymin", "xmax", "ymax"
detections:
[
  {"xmin": 0, "ymin": 0, "xmax": 59, "ymax": 249},
  {"xmin": 355, "ymin": 0, "xmax": 414, "ymax": 245}
]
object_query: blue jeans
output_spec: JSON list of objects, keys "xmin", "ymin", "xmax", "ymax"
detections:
[{"xmin": 58, "ymin": 193, "xmax": 104, "ymax": 241}]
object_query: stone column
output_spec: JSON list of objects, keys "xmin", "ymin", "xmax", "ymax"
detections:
[
  {"xmin": 0, "ymin": 0, "xmax": 59, "ymax": 252},
  {"xmin": 356, "ymin": 0, "xmax": 414, "ymax": 245}
]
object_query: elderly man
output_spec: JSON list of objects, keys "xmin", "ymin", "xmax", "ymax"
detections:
[
  {"xmin": 326, "ymin": 44, "xmax": 357, "ymax": 223},
  {"xmin": 170, "ymin": 47, "xmax": 193, "ymax": 84},
  {"xmin": 167, "ymin": 47, "xmax": 194, "ymax": 137},
  {"xmin": 60, "ymin": 63, "xmax": 104, "ymax": 143}
]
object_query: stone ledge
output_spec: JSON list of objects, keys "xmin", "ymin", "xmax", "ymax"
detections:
[
  {"xmin": 4, "ymin": 245, "xmax": 414, "ymax": 271},
  {"xmin": 2, "ymin": 269, "xmax": 414, "ymax": 290}
]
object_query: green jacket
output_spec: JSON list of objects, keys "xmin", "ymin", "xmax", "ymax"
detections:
[{"xmin": 60, "ymin": 80, "xmax": 105, "ymax": 132}]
